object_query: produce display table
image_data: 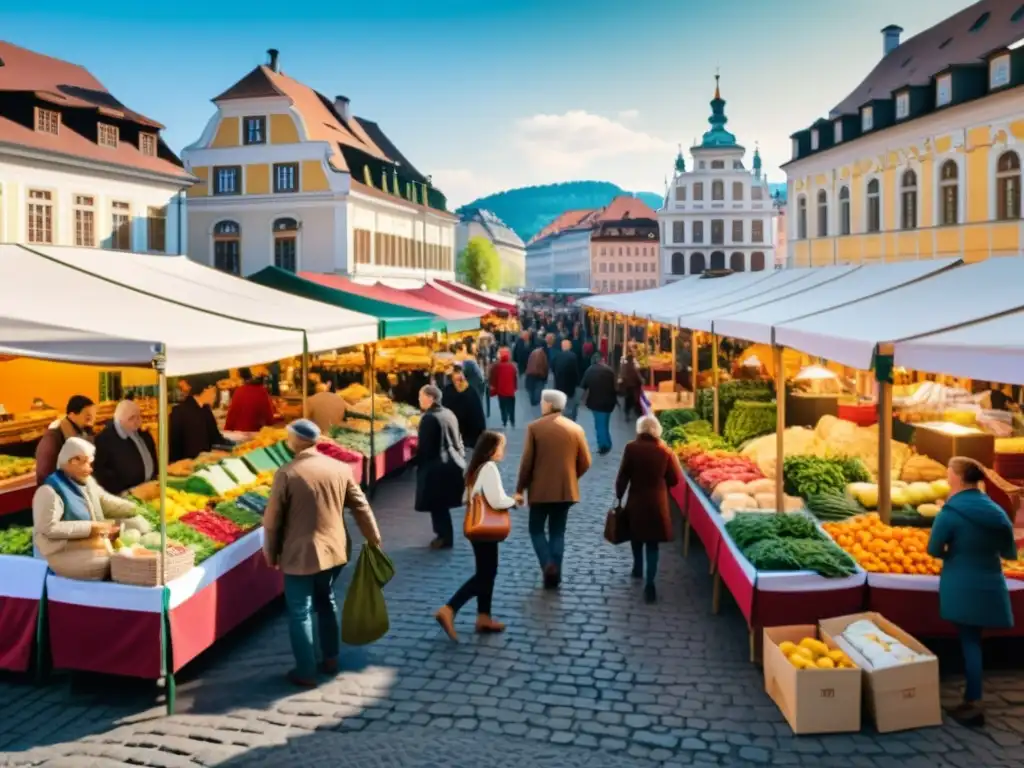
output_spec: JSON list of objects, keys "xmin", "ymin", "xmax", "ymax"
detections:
[
  {"xmin": 681, "ymin": 478, "xmax": 725, "ymax": 569},
  {"xmin": 367, "ymin": 435, "xmax": 416, "ymax": 484},
  {"xmin": 642, "ymin": 391, "xmax": 694, "ymax": 413},
  {"xmin": 0, "ymin": 476, "xmax": 35, "ymax": 517},
  {"xmin": 0, "ymin": 555, "xmax": 47, "ymax": 672},
  {"xmin": 46, "ymin": 529, "xmax": 282, "ymax": 681}
]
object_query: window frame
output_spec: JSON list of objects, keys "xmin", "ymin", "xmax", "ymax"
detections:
[
  {"xmin": 936, "ymin": 74, "xmax": 952, "ymax": 107},
  {"xmin": 97, "ymin": 123, "xmax": 119, "ymax": 148},
  {"xmin": 147, "ymin": 205, "xmax": 167, "ymax": 253},
  {"xmin": 816, "ymin": 189, "xmax": 828, "ymax": 237},
  {"xmin": 731, "ymin": 219, "xmax": 743, "ymax": 243},
  {"xmin": 989, "ymin": 54, "xmax": 1011, "ymax": 90},
  {"xmin": 243, "ymin": 116, "xmax": 267, "ymax": 145},
  {"xmin": 939, "ymin": 160, "xmax": 959, "ymax": 226},
  {"xmin": 861, "ymin": 106, "xmax": 874, "ymax": 132},
  {"xmin": 674, "ymin": 184, "xmax": 686, "ymax": 202},
  {"xmin": 273, "ymin": 162, "xmax": 300, "ymax": 194},
  {"xmin": 732, "ymin": 181, "xmax": 744, "ymax": 201},
  {"xmin": 34, "ymin": 107, "xmax": 60, "ymax": 135},
  {"xmin": 810, "ymin": 129, "xmax": 819, "ymax": 150},
  {"xmin": 213, "ymin": 165, "xmax": 242, "ymax": 196},
  {"xmin": 692, "ymin": 221, "xmax": 704, "ymax": 244},
  {"xmin": 213, "ymin": 220, "xmax": 242, "ymax": 275},
  {"xmin": 995, "ymin": 150, "xmax": 1021, "ymax": 221},
  {"xmin": 895, "ymin": 92, "xmax": 910, "ymax": 120},
  {"xmin": 751, "ymin": 219, "xmax": 764, "ymax": 243},
  {"xmin": 900, "ymin": 169, "xmax": 918, "ymax": 230},
  {"xmin": 73, "ymin": 194, "xmax": 95, "ymax": 247},
  {"xmin": 692, "ymin": 182, "xmax": 704, "ymax": 201},
  {"xmin": 711, "ymin": 180, "xmax": 724, "ymax": 201},
  {"xmin": 672, "ymin": 220, "xmax": 685, "ymax": 244},
  {"xmin": 866, "ymin": 178, "xmax": 882, "ymax": 233},
  {"xmin": 796, "ymin": 195, "xmax": 807, "ymax": 239},
  {"xmin": 110, "ymin": 200, "xmax": 132, "ymax": 251},
  {"xmin": 833, "ymin": 120, "xmax": 843, "ymax": 144},
  {"xmin": 27, "ymin": 189, "xmax": 55, "ymax": 245},
  {"xmin": 139, "ymin": 133, "xmax": 158, "ymax": 157},
  {"xmin": 838, "ymin": 186, "xmax": 851, "ymax": 235}
]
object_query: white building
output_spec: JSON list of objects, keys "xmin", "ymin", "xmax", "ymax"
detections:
[
  {"xmin": 0, "ymin": 42, "xmax": 192, "ymax": 253},
  {"xmin": 181, "ymin": 49, "xmax": 456, "ymax": 285},
  {"xmin": 455, "ymin": 208, "xmax": 526, "ymax": 288},
  {"xmin": 660, "ymin": 76, "xmax": 776, "ymax": 282},
  {"xmin": 524, "ymin": 209, "xmax": 596, "ymax": 292}
]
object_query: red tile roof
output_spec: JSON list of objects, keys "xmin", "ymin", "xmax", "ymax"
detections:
[
  {"xmin": 528, "ymin": 195, "xmax": 659, "ymax": 245},
  {"xmin": 597, "ymin": 195, "xmax": 658, "ymax": 221},
  {"xmin": 529, "ymin": 209, "xmax": 598, "ymax": 245},
  {"xmin": 0, "ymin": 41, "xmax": 190, "ymax": 180}
]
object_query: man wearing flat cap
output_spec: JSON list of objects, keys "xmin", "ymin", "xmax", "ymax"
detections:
[{"xmin": 263, "ymin": 419, "xmax": 382, "ymax": 687}]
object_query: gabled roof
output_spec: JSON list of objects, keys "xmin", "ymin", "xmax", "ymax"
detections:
[
  {"xmin": 460, "ymin": 208, "xmax": 525, "ymax": 249},
  {"xmin": 599, "ymin": 195, "xmax": 658, "ymax": 221},
  {"xmin": 529, "ymin": 209, "xmax": 598, "ymax": 245}
]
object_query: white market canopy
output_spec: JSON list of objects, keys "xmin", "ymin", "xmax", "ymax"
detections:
[
  {"xmin": 28, "ymin": 245, "xmax": 379, "ymax": 354},
  {"xmin": 775, "ymin": 257, "xmax": 1024, "ymax": 370},
  {"xmin": 649, "ymin": 270, "xmax": 784, "ymax": 326},
  {"xmin": 712, "ymin": 260, "xmax": 959, "ymax": 343},
  {"xmin": 0, "ymin": 244, "xmax": 302, "ymax": 375},
  {"xmin": 895, "ymin": 309, "xmax": 1024, "ymax": 385},
  {"xmin": 579, "ymin": 280, "xmax": 691, "ymax": 313}
]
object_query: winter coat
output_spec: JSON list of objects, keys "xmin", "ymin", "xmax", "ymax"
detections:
[
  {"xmin": 615, "ymin": 434, "xmax": 681, "ymax": 543},
  {"xmin": 525, "ymin": 347, "xmax": 549, "ymax": 379},
  {"xmin": 512, "ymin": 338, "xmax": 531, "ymax": 374},
  {"xmin": 928, "ymin": 488, "xmax": 1016, "ymax": 629},
  {"xmin": 414, "ymin": 404, "xmax": 466, "ymax": 512},
  {"xmin": 93, "ymin": 422, "xmax": 157, "ymax": 496},
  {"xmin": 516, "ymin": 413, "xmax": 591, "ymax": 504},
  {"xmin": 489, "ymin": 353, "xmax": 519, "ymax": 398},
  {"xmin": 442, "ymin": 383, "xmax": 486, "ymax": 447},
  {"xmin": 580, "ymin": 362, "xmax": 618, "ymax": 413},
  {"xmin": 552, "ymin": 350, "xmax": 580, "ymax": 397}
]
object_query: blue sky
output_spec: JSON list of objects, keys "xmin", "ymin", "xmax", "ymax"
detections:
[{"xmin": 6, "ymin": 0, "xmax": 972, "ymax": 206}]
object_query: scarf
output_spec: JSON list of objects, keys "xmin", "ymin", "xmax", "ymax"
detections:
[
  {"xmin": 115, "ymin": 420, "xmax": 155, "ymax": 481},
  {"xmin": 44, "ymin": 470, "xmax": 93, "ymax": 523}
]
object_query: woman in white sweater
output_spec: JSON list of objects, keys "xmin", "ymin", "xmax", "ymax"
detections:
[{"xmin": 435, "ymin": 430, "xmax": 516, "ymax": 641}]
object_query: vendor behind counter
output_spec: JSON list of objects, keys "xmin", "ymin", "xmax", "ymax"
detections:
[{"xmin": 169, "ymin": 375, "xmax": 232, "ymax": 462}]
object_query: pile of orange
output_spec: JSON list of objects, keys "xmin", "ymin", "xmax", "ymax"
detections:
[{"xmin": 821, "ymin": 513, "xmax": 942, "ymax": 576}]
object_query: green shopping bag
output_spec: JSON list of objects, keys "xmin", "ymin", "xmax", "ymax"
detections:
[{"xmin": 341, "ymin": 543, "xmax": 395, "ymax": 646}]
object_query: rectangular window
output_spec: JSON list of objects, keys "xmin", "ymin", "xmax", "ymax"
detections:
[
  {"xmin": 936, "ymin": 74, "xmax": 952, "ymax": 107},
  {"xmin": 792, "ymin": 138, "xmax": 800, "ymax": 158},
  {"xmin": 867, "ymin": 197, "xmax": 881, "ymax": 233},
  {"xmin": 675, "ymin": 185, "xmax": 686, "ymax": 201},
  {"xmin": 692, "ymin": 221, "xmax": 704, "ymax": 244},
  {"xmin": 27, "ymin": 190, "xmax": 53, "ymax": 244},
  {"xmin": 110, "ymin": 201, "xmax": 131, "ymax": 250},
  {"xmin": 895, "ymin": 92, "xmax": 910, "ymax": 120},
  {"xmin": 213, "ymin": 166, "xmax": 241, "ymax": 195},
  {"xmin": 274, "ymin": 236, "xmax": 297, "ymax": 272},
  {"xmin": 990, "ymin": 55, "xmax": 1011, "ymax": 90},
  {"xmin": 139, "ymin": 133, "xmax": 157, "ymax": 156},
  {"xmin": 861, "ymin": 106, "xmax": 873, "ymax": 132},
  {"xmin": 214, "ymin": 240, "xmax": 240, "ymax": 275},
  {"xmin": 692, "ymin": 182, "xmax": 704, "ymax": 201},
  {"xmin": 751, "ymin": 186, "xmax": 763, "ymax": 201},
  {"xmin": 672, "ymin": 221, "xmax": 684, "ymax": 243},
  {"xmin": 810, "ymin": 130, "xmax": 819, "ymax": 150},
  {"xmin": 74, "ymin": 195, "xmax": 95, "ymax": 247},
  {"xmin": 274, "ymin": 163, "xmax": 299, "ymax": 193},
  {"xmin": 751, "ymin": 220, "xmax": 764, "ymax": 243},
  {"xmin": 35, "ymin": 108, "xmax": 60, "ymax": 135},
  {"xmin": 711, "ymin": 220, "xmax": 724, "ymax": 245},
  {"xmin": 244, "ymin": 116, "xmax": 267, "ymax": 145},
  {"xmin": 98, "ymin": 123, "xmax": 119, "ymax": 148},
  {"xmin": 833, "ymin": 121, "xmax": 843, "ymax": 144},
  {"xmin": 354, "ymin": 229, "xmax": 371, "ymax": 264},
  {"xmin": 731, "ymin": 220, "xmax": 743, "ymax": 242},
  {"xmin": 147, "ymin": 206, "xmax": 167, "ymax": 252},
  {"xmin": 732, "ymin": 181, "xmax": 744, "ymax": 200}
]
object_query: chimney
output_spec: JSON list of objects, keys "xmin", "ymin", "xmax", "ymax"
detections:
[
  {"xmin": 267, "ymin": 48, "xmax": 280, "ymax": 72},
  {"xmin": 881, "ymin": 25, "xmax": 903, "ymax": 57},
  {"xmin": 334, "ymin": 95, "xmax": 351, "ymax": 122}
]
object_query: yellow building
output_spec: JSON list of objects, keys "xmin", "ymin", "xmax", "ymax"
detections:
[{"xmin": 784, "ymin": 1, "xmax": 1024, "ymax": 268}]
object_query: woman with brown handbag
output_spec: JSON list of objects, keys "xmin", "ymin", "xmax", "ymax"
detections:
[{"xmin": 434, "ymin": 431, "xmax": 516, "ymax": 641}]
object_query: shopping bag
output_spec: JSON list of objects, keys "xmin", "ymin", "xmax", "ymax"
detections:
[
  {"xmin": 604, "ymin": 504, "xmax": 630, "ymax": 545},
  {"xmin": 341, "ymin": 544, "xmax": 395, "ymax": 646}
]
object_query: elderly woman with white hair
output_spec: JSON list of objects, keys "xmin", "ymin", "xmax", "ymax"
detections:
[
  {"xmin": 93, "ymin": 399, "xmax": 157, "ymax": 495},
  {"xmin": 32, "ymin": 437, "xmax": 151, "ymax": 579},
  {"xmin": 614, "ymin": 414, "xmax": 682, "ymax": 603}
]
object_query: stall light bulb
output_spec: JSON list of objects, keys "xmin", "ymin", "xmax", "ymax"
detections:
[{"xmin": 794, "ymin": 364, "xmax": 838, "ymax": 382}]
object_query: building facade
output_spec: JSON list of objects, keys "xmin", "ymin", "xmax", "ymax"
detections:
[
  {"xmin": 455, "ymin": 208, "xmax": 526, "ymax": 288},
  {"xmin": 660, "ymin": 77, "xmax": 776, "ymax": 282},
  {"xmin": 181, "ymin": 49, "xmax": 456, "ymax": 283},
  {"xmin": 785, "ymin": 2, "xmax": 1024, "ymax": 268},
  {"xmin": 0, "ymin": 42, "xmax": 192, "ymax": 254},
  {"xmin": 774, "ymin": 193, "xmax": 787, "ymax": 267}
]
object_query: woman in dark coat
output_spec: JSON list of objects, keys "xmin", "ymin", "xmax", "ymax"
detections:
[
  {"xmin": 415, "ymin": 385, "xmax": 467, "ymax": 549},
  {"xmin": 928, "ymin": 456, "xmax": 1017, "ymax": 726},
  {"xmin": 618, "ymin": 352, "xmax": 644, "ymax": 422},
  {"xmin": 615, "ymin": 414, "xmax": 681, "ymax": 604},
  {"xmin": 442, "ymin": 366, "xmax": 486, "ymax": 449}
]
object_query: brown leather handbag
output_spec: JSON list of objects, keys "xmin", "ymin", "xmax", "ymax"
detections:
[{"xmin": 464, "ymin": 492, "xmax": 511, "ymax": 543}]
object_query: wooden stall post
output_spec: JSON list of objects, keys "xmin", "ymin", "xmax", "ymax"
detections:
[
  {"xmin": 301, "ymin": 334, "xmax": 310, "ymax": 418},
  {"xmin": 876, "ymin": 344, "xmax": 894, "ymax": 524},
  {"xmin": 712, "ymin": 333, "xmax": 720, "ymax": 434},
  {"xmin": 671, "ymin": 326, "xmax": 678, "ymax": 393},
  {"xmin": 691, "ymin": 330, "xmax": 699, "ymax": 396},
  {"xmin": 365, "ymin": 344, "xmax": 378, "ymax": 498},
  {"xmin": 645, "ymin": 320, "xmax": 654, "ymax": 388},
  {"xmin": 153, "ymin": 349, "xmax": 176, "ymax": 715},
  {"xmin": 773, "ymin": 344, "xmax": 786, "ymax": 513}
]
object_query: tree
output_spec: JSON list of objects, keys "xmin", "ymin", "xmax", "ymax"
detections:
[{"xmin": 456, "ymin": 236, "xmax": 501, "ymax": 290}]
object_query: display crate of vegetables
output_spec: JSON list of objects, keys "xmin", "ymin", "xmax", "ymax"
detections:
[
  {"xmin": 724, "ymin": 511, "xmax": 859, "ymax": 578},
  {"xmin": 723, "ymin": 401, "xmax": 777, "ymax": 446},
  {"xmin": 0, "ymin": 525, "xmax": 33, "ymax": 556},
  {"xmin": 697, "ymin": 380, "xmax": 774, "ymax": 427},
  {"xmin": 688, "ymin": 451, "xmax": 764, "ymax": 493},
  {"xmin": 822, "ymin": 513, "xmax": 941, "ymax": 576}
]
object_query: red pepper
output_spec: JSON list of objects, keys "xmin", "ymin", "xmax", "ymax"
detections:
[{"xmin": 180, "ymin": 511, "xmax": 245, "ymax": 545}]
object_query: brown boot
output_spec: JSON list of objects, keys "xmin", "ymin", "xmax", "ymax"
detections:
[
  {"xmin": 434, "ymin": 606, "xmax": 459, "ymax": 642},
  {"xmin": 475, "ymin": 615, "xmax": 506, "ymax": 634},
  {"xmin": 947, "ymin": 700, "xmax": 985, "ymax": 727}
]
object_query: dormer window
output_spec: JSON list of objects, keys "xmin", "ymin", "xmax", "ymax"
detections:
[
  {"xmin": 861, "ymin": 106, "xmax": 874, "ymax": 132},
  {"xmin": 35, "ymin": 108, "xmax": 60, "ymax": 135},
  {"xmin": 244, "ymin": 116, "xmax": 266, "ymax": 145},
  {"xmin": 895, "ymin": 92, "xmax": 910, "ymax": 120},
  {"xmin": 98, "ymin": 123, "xmax": 119, "ymax": 148},
  {"xmin": 139, "ymin": 133, "xmax": 157, "ymax": 157},
  {"xmin": 810, "ymin": 129, "xmax": 819, "ymax": 150},
  {"xmin": 936, "ymin": 74, "xmax": 952, "ymax": 107},
  {"xmin": 792, "ymin": 138, "xmax": 799, "ymax": 158},
  {"xmin": 990, "ymin": 54, "xmax": 1011, "ymax": 90},
  {"xmin": 833, "ymin": 120, "xmax": 843, "ymax": 144}
]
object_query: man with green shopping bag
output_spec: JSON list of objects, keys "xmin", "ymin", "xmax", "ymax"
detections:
[{"xmin": 263, "ymin": 419, "xmax": 384, "ymax": 688}]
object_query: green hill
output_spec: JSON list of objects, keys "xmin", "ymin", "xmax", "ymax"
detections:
[{"xmin": 458, "ymin": 181, "xmax": 663, "ymax": 243}]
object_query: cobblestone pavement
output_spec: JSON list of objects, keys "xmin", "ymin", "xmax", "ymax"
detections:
[{"xmin": 3, "ymin": 390, "xmax": 1024, "ymax": 767}]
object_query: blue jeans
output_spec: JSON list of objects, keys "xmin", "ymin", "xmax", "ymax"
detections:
[
  {"xmin": 958, "ymin": 624, "xmax": 984, "ymax": 702},
  {"xmin": 631, "ymin": 541, "xmax": 660, "ymax": 586},
  {"xmin": 563, "ymin": 392, "xmax": 578, "ymax": 421},
  {"xmin": 526, "ymin": 376, "xmax": 545, "ymax": 406},
  {"xmin": 283, "ymin": 565, "xmax": 344, "ymax": 679},
  {"xmin": 529, "ymin": 502, "xmax": 571, "ymax": 571},
  {"xmin": 592, "ymin": 410, "xmax": 612, "ymax": 451}
]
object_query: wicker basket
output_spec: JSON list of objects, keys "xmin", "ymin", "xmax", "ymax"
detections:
[{"xmin": 110, "ymin": 548, "xmax": 195, "ymax": 587}]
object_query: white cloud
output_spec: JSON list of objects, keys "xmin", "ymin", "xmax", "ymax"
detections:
[
  {"xmin": 513, "ymin": 110, "xmax": 671, "ymax": 174},
  {"xmin": 430, "ymin": 168, "xmax": 500, "ymax": 209},
  {"xmin": 617, "ymin": 109, "xmax": 639, "ymax": 121}
]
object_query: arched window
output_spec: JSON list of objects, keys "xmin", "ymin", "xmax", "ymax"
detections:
[
  {"xmin": 838, "ymin": 186, "xmax": 850, "ymax": 235},
  {"xmin": 712, "ymin": 180, "xmax": 724, "ymax": 201},
  {"xmin": 817, "ymin": 189, "xmax": 828, "ymax": 237},
  {"xmin": 866, "ymin": 179, "xmax": 881, "ymax": 232},
  {"xmin": 901, "ymin": 170, "xmax": 918, "ymax": 229},
  {"xmin": 689, "ymin": 252, "xmax": 706, "ymax": 275},
  {"xmin": 729, "ymin": 252, "xmax": 745, "ymax": 272},
  {"xmin": 273, "ymin": 217, "xmax": 299, "ymax": 272},
  {"xmin": 751, "ymin": 251, "xmax": 766, "ymax": 271},
  {"xmin": 797, "ymin": 196, "xmax": 807, "ymax": 239},
  {"xmin": 671, "ymin": 252, "xmax": 686, "ymax": 274},
  {"xmin": 710, "ymin": 251, "xmax": 726, "ymax": 270},
  {"xmin": 213, "ymin": 220, "xmax": 241, "ymax": 275},
  {"xmin": 996, "ymin": 151, "xmax": 1021, "ymax": 220},
  {"xmin": 939, "ymin": 160, "xmax": 958, "ymax": 226}
]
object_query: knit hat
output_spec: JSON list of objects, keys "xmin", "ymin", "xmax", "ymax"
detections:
[{"xmin": 287, "ymin": 418, "xmax": 321, "ymax": 443}]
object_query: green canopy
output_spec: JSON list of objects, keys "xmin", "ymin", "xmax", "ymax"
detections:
[{"xmin": 248, "ymin": 267, "xmax": 444, "ymax": 339}]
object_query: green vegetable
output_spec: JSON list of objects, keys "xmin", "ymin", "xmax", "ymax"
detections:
[
  {"xmin": 184, "ymin": 474, "xmax": 220, "ymax": 496},
  {"xmin": 725, "ymin": 512, "xmax": 856, "ymax": 578},
  {"xmin": 140, "ymin": 532, "xmax": 163, "ymax": 550},
  {"xmin": 214, "ymin": 500, "xmax": 263, "ymax": 530},
  {"xmin": 723, "ymin": 401, "xmax": 777, "ymax": 446},
  {"xmin": 0, "ymin": 526, "xmax": 33, "ymax": 556},
  {"xmin": 832, "ymin": 456, "xmax": 871, "ymax": 484},
  {"xmin": 783, "ymin": 456, "xmax": 848, "ymax": 498},
  {"xmin": 697, "ymin": 381, "xmax": 774, "ymax": 427},
  {"xmin": 657, "ymin": 408, "xmax": 701, "ymax": 430},
  {"xmin": 165, "ymin": 522, "xmax": 218, "ymax": 563},
  {"xmin": 806, "ymin": 492, "xmax": 863, "ymax": 521}
]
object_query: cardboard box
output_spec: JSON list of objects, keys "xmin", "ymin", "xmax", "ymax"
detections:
[
  {"xmin": 763, "ymin": 625, "xmax": 862, "ymax": 735},
  {"xmin": 819, "ymin": 612, "xmax": 942, "ymax": 733}
]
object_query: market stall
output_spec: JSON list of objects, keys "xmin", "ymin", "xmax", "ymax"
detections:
[{"xmin": 434, "ymin": 279, "xmax": 517, "ymax": 314}]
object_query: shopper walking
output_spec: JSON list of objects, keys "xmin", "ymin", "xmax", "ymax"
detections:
[
  {"xmin": 619, "ymin": 350, "xmax": 644, "ymax": 422},
  {"xmin": 552, "ymin": 339, "xmax": 581, "ymax": 421},
  {"xmin": 928, "ymin": 456, "xmax": 1017, "ymax": 726},
  {"xmin": 434, "ymin": 431, "xmax": 516, "ymax": 641},
  {"xmin": 443, "ymin": 364, "xmax": 486, "ymax": 449},
  {"xmin": 489, "ymin": 348, "xmax": 519, "ymax": 428},
  {"xmin": 516, "ymin": 390, "xmax": 592, "ymax": 588},
  {"xmin": 580, "ymin": 354, "xmax": 617, "ymax": 455},
  {"xmin": 415, "ymin": 385, "xmax": 467, "ymax": 549},
  {"xmin": 524, "ymin": 342, "xmax": 550, "ymax": 407},
  {"xmin": 512, "ymin": 332, "xmax": 531, "ymax": 376},
  {"xmin": 615, "ymin": 415, "xmax": 681, "ymax": 603},
  {"xmin": 262, "ymin": 419, "xmax": 382, "ymax": 687}
]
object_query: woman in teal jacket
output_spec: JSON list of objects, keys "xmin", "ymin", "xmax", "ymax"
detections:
[{"xmin": 928, "ymin": 456, "xmax": 1017, "ymax": 727}]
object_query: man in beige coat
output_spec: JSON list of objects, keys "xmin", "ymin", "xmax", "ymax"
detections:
[
  {"xmin": 263, "ymin": 419, "xmax": 381, "ymax": 687},
  {"xmin": 516, "ymin": 390, "xmax": 592, "ymax": 589}
]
